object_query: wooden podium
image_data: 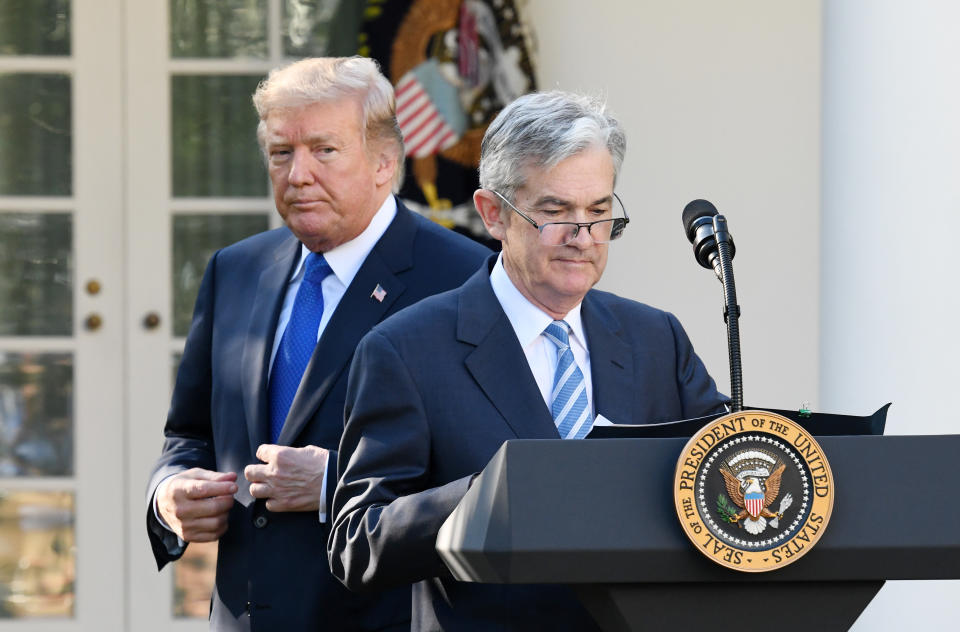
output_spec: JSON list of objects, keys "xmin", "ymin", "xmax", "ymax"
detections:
[{"xmin": 437, "ymin": 434, "xmax": 960, "ymax": 631}]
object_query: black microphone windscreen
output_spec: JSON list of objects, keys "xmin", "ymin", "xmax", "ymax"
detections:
[{"xmin": 682, "ymin": 199, "xmax": 719, "ymax": 240}]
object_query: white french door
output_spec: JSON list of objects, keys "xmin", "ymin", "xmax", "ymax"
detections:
[
  {"xmin": 1, "ymin": 1, "xmax": 308, "ymax": 629},
  {"xmin": 125, "ymin": 1, "xmax": 278, "ymax": 630},
  {"xmin": 0, "ymin": 1, "xmax": 125, "ymax": 629}
]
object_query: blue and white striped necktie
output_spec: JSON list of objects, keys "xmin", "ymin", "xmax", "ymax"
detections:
[{"xmin": 543, "ymin": 321, "xmax": 593, "ymax": 439}]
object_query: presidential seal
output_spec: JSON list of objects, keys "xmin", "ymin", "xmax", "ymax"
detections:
[{"xmin": 674, "ymin": 410, "xmax": 834, "ymax": 572}]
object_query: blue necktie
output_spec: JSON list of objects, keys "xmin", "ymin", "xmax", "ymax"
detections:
[
  {"xmin": 543, "ymin": 321, "xmax": 593, "ymax": 439},
  {"xmin": 268, "ymin": 252, "xmax": 333, "ymax": 443}
]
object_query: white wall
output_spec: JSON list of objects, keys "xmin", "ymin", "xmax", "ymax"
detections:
[
  {"xmin": 529, "ymin": 0, "xmax": 958, "ymax": 628},
  {"xmin": 822, "ymin": 0, "xmax": 960, "ymax": 628},
  {"xmin": 822, "ymin": 0, "xmax": 960, "ymax": 431}
]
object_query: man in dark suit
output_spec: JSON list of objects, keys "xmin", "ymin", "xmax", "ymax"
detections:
[
  {"xmin": 146, "ymin": 57, "xmax": 489, "ymax": 630},
  {"xmin": 329, "ymin": 91, "xmax": 727, "ymax": 630}
]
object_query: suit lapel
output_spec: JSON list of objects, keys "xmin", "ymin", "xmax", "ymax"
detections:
[
  {"xmin": 276, "ymin": 201, "xmax": 416, "ymax": 445},
  {"xmin": 459, "ymin": 262, "xmax": 559, "ymax": 440},
  {"xmin": 241, "ymin": 234, "xmax": 300, "ymax": 457},
  {"xmin": 582, "ymin": 293, "xmax": 634, "ymax": 425}
]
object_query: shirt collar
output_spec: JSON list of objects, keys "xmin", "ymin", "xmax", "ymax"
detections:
[
  {"xmin": 292, "ymin": 194, "xmax": 397, "ymax": 286},
  {"xmin": 489, "ymin": 254, "xmax": 586, "ymax": 349}
]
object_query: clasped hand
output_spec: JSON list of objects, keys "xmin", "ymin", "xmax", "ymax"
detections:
[
  {"xmin": 245, "ymin": 444, "xmax": 329, "ymax": 512},
  {"xmin": 157, "ymin": 468, "xmax": 237, "ymax": 543}
]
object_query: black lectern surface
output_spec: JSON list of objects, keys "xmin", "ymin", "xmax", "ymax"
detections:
[
  {"xmin": 436, "ymin": 433, "xmax": 960, "ymax": 631},
  {"xmin": 587, "ymin": 404, "xmax": 890, "ymax": 439}
]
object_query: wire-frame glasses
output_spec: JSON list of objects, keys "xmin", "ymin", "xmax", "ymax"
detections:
[{"xmin": 490, "ymin": 190, "xmax": 629, "ymax": 246}]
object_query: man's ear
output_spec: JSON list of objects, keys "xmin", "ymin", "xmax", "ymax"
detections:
[
  {"xmin": 473, "ymin": 189, "xmax": 508, "ymax": 241},
  {"xmin": 373, "ymin": 148, "xmax": 398, "ymax": 188}
]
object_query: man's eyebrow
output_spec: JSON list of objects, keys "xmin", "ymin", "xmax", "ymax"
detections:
[
  {"xmin": 266, "ymin": 132, "xmax": 341, "ymax": 147},
  {"xmin": 530, "ymin": 196, "xmax": 571, "ymax": 208},
  {"xmin": 530, "ymin": 195, "xmax": 613, "ymax": 208},
  {"xmin": 302, "ymin": 133, "xmax": 341, "ymax": 145}
]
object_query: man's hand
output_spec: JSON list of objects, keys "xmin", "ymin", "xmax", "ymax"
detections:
[
  {"xmin": 156, "ymin": 468, "xmax": 237, "ymax": 542},
  {"xmin": 245, "ymin": 444, "xmax": 329, "ymax": 512}
]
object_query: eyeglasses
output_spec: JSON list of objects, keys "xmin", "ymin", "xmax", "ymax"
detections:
[{"xmin": 490, "ymin": 190, "xmax": 629, "ymax": 246}]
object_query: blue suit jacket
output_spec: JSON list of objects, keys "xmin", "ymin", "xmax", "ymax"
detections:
[
  {"xmin": 146, "ymin": 200, "xmax": 490, "ymax": 631},
  {"xmin": 329, "ymin": 256, "xmax": 726, "ymax": 631}
]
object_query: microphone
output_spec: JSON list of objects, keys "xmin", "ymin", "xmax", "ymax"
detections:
[
  {"xmin": 682, "ymin": 199, "xmax": 735, "ymax": 278},
  {"xmin": 682, "ymin": 199, "xmax": 743, "ymax": 412}
]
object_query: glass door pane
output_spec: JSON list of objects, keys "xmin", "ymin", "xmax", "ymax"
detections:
[
  {"xmin": 0, "ymin": 0, "xmax": 70, "ymax": 56},
  {"xmin": 0, "ymin": 352, "xmax": 73, "ymax": 477},
  {"xmin": 0, "ymin": 491, "xmax": 75, "ymax": 618},
  {"xmin": 0, "ymin": 73, "xmax": 72, "ymax": 196},
  {"xmin": 169, "ymin": 0, "xmax": 267, "ymax": 58},
  {"xmin": 0, "ymin": 214, "xmax": 73, "ymax": 337},
  {"xmin": 171, "ymin": 75, "xmax": 267, "ymax": 197}
]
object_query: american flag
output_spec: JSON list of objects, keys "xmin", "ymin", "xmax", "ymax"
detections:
[
  {"xmin": 371, "ymin": 284, "xmax": 387, "ymax": 303},
  {"xmin": 395, "ymin": 64, "xmax": 464, "ymax": 159}
]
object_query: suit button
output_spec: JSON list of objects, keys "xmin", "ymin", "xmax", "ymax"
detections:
[{"xmin": 253, "ymin": 515, "xmax": 268, "ymax": 528}]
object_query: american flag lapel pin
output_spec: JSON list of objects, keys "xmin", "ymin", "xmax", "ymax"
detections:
[{"xmin": 371, "ymin": 284, "xmax": 387, "ymax": 302}]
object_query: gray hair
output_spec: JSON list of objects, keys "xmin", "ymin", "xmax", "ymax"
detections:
[
  {"xmin": 478, "ymin": 91, "xmax": 626, "ymax": 202},
  {"xmin": 253, "ymin": 56, "xmax": 405, "ymax": 191}
]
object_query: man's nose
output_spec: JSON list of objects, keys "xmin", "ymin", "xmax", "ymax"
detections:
[
  {"xmin": 569, "ymin": 223, "xmax": 596, "ymax": 248},
  {"xmin": 288, "ymin": 147, "xmax": 317, "ymax": 186}
]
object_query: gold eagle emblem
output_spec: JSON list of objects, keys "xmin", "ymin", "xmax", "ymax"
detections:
[{"xmin": 719, "ymin": 461, "xmax": 793, "ymax": 535}]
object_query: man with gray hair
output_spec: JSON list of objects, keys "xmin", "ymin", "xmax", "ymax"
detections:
[
  {"xmin": 329, "ymin": 91, "xmax": 726, "ymax": 630},
  {"xmin": 146, "ymin": 57, "xmax": 489, "ymax": 630}
]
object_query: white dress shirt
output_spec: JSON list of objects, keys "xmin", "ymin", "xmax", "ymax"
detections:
[
  {"xmin": 156, "ymin": 195, "xmax": 397, "ymax": 534},
  {"xmin": 488, "ymin": 254, "xmax": 595, "ymax": 420}
]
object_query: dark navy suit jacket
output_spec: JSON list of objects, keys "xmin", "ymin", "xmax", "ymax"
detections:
[
  {"xmin": 146, "ymin": 200, "xmax": 490, "ymax": 631},
  {"xmin": 329, "ymin": 256, "xmax": 726, "ymax": 631}
]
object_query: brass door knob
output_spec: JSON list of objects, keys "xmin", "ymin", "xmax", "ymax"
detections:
[
  {"xmin": 143, "ymin": 312, "xmax": 161, "ymax": 330},
  {"xmin": 84, "ymin": 314, "xmax": 103, "ymax": 331}
]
